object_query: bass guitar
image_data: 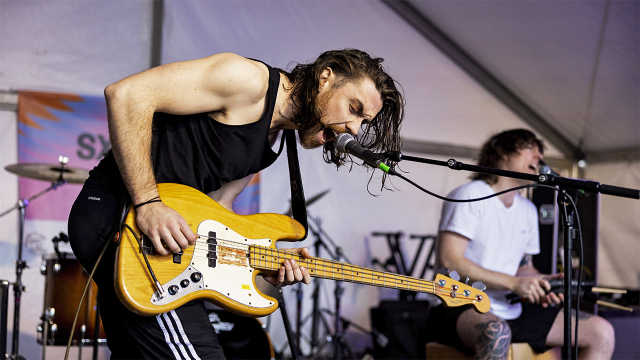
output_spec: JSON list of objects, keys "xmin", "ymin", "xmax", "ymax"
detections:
[{"xmin": 115, "ymin": 183, "xmax": 490, "ymax": 317}]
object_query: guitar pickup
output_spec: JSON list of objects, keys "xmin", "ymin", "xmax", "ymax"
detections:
[
  {"xmin": 207, "ymin": 231, "xmax": 217, "ymax": 268},
  {"xmin": 141, "ymin": 235, "xmax": 156, "ymax": 255},
  {"xmin": 173, "ymin": 250, "xmax": 183, "ymax": 264}
]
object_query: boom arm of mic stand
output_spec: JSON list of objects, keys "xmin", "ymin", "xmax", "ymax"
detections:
[{"xmin": 384, "ymin": 152, "xmax": 640, "ymax": 200}]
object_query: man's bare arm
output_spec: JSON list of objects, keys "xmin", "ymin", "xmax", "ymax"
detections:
[
  {"xmin": 105, "ymin": 54, "xmax": 268, "ymax": 254},
  {"xmin": 207, "ymin": 175, "xmax": 255, "ymax": 212},
  {"xmin": 106, "ymin": 54, "xmax": 267, "ymax": 203},
  {"xmin": 516, "ymin": 254, "xmax": 540, "ymax": 277},
  {"xmin": 516, "ymin": 254, "xmax": 564, "ymax": 306}
]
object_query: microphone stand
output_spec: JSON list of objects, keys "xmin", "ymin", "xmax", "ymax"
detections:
[{"xmin": 381, "ymin": 152, "xmax": 639, "ymax": 360}]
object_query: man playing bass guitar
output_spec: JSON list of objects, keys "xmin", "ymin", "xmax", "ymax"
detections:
[{"xmin": 68, "ymin": 50, "xmax": 404, "ymax": 359}]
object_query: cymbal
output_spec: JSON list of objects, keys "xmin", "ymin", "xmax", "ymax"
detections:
[
  {"xmin": 283, "ymin": 189, "xmax": 330, "ymax": 216},
  {"xmin": 5, "ymin": 163, "xmax": 90, "ymax": 184}
]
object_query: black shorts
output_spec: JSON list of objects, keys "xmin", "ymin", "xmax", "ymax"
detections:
[
  {"xmin": 427, "ymin": 302, "xmax": 561, "ymax": 355},
  {"xmin": 68, "ymin": 176, "xmax": 226, "ymax": 359}
]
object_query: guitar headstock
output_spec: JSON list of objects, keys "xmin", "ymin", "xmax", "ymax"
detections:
[{"xmin": 433, "ymin": 270, "xmax": 490, "ymax": 314}]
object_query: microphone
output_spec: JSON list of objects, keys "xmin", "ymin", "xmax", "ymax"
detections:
[
  {"xmin": 539, "ymin": 160, "xmax": 560, "ymax": 177},
  {"xmin": 335, "ymin": 133, "xmax": 396, "ymax": 174}
]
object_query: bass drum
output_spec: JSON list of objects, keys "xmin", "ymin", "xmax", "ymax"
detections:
[
  {"xmin": 208, "ymin": 309, "xmax": 275, "ymax": 360},
  {"xmin": 40, "ymin": 253, "xmax": 106, "ymax": 345}
]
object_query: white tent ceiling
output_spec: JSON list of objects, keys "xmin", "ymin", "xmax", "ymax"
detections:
[{"xmin": 398, "ymin": 0, "xmax": 639, "ymax": 161}]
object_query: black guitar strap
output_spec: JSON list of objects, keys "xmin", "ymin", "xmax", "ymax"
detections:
[{"xmin": 283, "ymin": 129, "xmax": 308, "ymax": 240}]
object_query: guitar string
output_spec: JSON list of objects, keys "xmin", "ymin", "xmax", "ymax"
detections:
[
  {"xmin": 140, "ymin": 242, "xmax": 441, "ymax": 292},
  {"xmin": 137, "ymin": 246, "xmax": 474, "ymax": 298},
  {"xmin": 195, "ymin": 235, "xmax": 438, "ymax": 289},
  {"xmin": 248, "ymin": 250, "xmax": 439, "ymax": 291},
  {"xmin": 137, "ymin": 236, "xmax": 480, "ymax": 299},
  {"xmin": 141, "ymin": 238, "xmax": 453, "ymax": 293},
  {"xmin": 141, "ymin": 238, "xmax": 439, "ymax": 290},
  {"xmin": 140, "ymin": 252, "xmax": 482, "ymax": 300}
]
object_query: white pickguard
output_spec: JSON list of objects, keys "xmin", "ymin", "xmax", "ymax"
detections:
[{"xmin": 150, "ymin": 219, "xmax": 275, "ymax": 309}]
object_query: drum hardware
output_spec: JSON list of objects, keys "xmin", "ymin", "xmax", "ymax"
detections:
[
  {"xmin": 38, "ymin": 308, "xmax": 56, "ymax": 360},
  {"xmin": 39, "ymin": 252, "xmax": 106, "ymax": 360},
  {"xmin": 1, "ymin": 156, "xmax": 88, "ymax": 360},
  {"xmin": 78, "ymin": 325, "xmax": 86, "ymax": 360},
  {"xmin": 1, "ymin": 280, "xmax": 10, "ymax": 358},
  {"xmin": 52, "ymin": 233, "xmax": 70, "ymax": 262},
  {"xmin": 4, "ymin": 158, "xmax": 90, "ymax": 185}
]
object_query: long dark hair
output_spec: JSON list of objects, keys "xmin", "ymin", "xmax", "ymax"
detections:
[
  {"xmin": 472, "ymin": 129, "xmax": 545, "ymax": 184},
  {"xmin": 281, "ymin": 49, "xmax": 404, "ymax": 171}
]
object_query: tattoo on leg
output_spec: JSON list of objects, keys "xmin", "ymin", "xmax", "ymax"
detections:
[{"xmin": 474, "ymin": 320, "xmax": 512, "ymax": 360}]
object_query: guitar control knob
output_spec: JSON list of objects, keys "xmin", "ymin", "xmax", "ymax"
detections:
[
  {"xmin": 180, "ymin": 279, "xmax": 190, "ymax": 288},
  {"xmin": 168, "ymin": 285, "xmax": 179, "ymax": 295},
  {"xmin": 191, "ymin": 272, "xmax": 202, "ymax": 283}
]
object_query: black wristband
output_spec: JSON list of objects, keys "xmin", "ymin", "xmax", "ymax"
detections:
[{"xmin": 133, "ymin": 196, "xmax": 161, "ymax": 209}]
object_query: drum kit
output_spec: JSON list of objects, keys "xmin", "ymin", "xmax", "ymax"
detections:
[
  {"xmin": 0, "ymin": 158, "xmax": 278, "ymax": 360},
  {"xmin": 0, "ymin": 157, "xmax": 103, "ymax": 360}
]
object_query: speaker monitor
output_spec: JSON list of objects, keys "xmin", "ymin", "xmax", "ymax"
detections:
[{"xmin": 370, "ymin": 300, "xmax": 430, "ymax": 359}]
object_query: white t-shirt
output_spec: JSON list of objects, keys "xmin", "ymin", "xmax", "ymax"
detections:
[{"xmin": 438, "ymin": 180, "xmax": 540, "ymax": 319}]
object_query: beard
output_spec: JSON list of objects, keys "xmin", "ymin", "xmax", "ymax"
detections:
[
  {"xmin": 297, "ymin": 121, "xmax": 324, "ymax": 149},
  {"xmin": 295, "ymin": 83, "xmax": 339, "ymax": 149},
  {"xmin": 297, "ymin": 120, "xmax": 343, "ymax": 150}
]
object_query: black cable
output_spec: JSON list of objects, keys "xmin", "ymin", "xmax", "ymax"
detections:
[
  {"xmin": 122, "ymin": 223, "xmax": 165, "ymax": 297},
  {"xmin": 569, "ymin": 194, "xmax": 584, "ymax": 359},
  {"xmin": 395, "ymin": 172, "xmax": 585, "ymax": 357},
  {"xmin": 394, "ymin": 172, "xmax": 559, "ymax": 202}
]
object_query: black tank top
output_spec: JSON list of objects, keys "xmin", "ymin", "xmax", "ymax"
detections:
[{"xmin": 93, "ymin": 60, "xmax": 282, "ymax": 194}]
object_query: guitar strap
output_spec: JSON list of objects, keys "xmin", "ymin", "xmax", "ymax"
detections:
[{"xmin": 283, "ymin": 129, "xmax": 308, "ymax": 240}]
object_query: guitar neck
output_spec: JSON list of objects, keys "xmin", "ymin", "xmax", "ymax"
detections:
[{"xmin": 249, "ymin": 245, "xmax": 436, "ymax": 294}]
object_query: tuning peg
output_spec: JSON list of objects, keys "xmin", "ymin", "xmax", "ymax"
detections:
[
  {"xmin": 449, "ymin": 271, "xmax": 460, "ymax": 281},
  {"xmin": 472, "ymin": 281, "xmax": 486, "ymax": 291},
  {"xmin": 464, "ymin": 276, "xmax": 469, "ymax": 285},
  {"xmin": 436, "ymin": 267, "xmax": 449, "ymax": 276}
]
